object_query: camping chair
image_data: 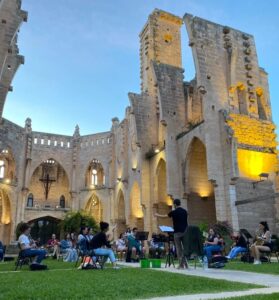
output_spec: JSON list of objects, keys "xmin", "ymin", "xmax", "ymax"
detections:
[
  {"xmin": 239, "ymin": 229, "xmax": 253, "ymax": 263},
  {"xmin": 183, "ymin": 225, "xmax": 203, "ymax": 269}
]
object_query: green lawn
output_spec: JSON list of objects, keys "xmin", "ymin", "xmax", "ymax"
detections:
[
  {"xmin": 0, "ymin": 260, "xmax": 261, "ymax": 300},
  {"xmin": 224, "ymin": 260, "xmax": 279, "ymax": 275}
]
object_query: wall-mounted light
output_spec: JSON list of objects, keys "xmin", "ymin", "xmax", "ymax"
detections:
[
  {"xmin": 132, "ymin": 167, "xmax": 137, "ymax": 171},
  {"xmin": 117, "ymin": 177, "xmax": 122, "ymax": 182},
  {"xmin": 201, "ymin": 196, "xmax": 208, "ymax": 201},
  {"xmin": 154, "ymin": 148, "xmax": 160, "ymax": 154},
  {"xmin": 252, "ymin": 173, "xmax": 269, "ymax": 188}
]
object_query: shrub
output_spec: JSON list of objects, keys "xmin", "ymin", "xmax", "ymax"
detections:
[{"xmin": 59, "ymin": 210, "xmax": 98, "ymax": 234}]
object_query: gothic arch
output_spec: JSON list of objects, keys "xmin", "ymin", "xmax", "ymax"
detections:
[
  {"xmin": 0, "ymin": 147, "xmax": 16, "ymax": 182},
  {"xmin": 154, "ymin": 159, "xmax": 172, "ymax": 227},
  {"xmin": 28, "ymin": 158, "xmax": 70, "ymax": 208},
  {"xmin": 0, "ymin": 189, "xmax": 11, "ymax": 244},
  {"xmin": 129, "ymin": 182, "xmax": 143, "ymax": 230},
  {"xmin": 84, "ymin": 159, "xmax": 105, "ymax": 187},
  {"xmin": 115, "ymin": 189, "xmax": 126, "ymax": 236},
  {"xmin": 185, "ymin": 137, "xmax": 216, "ymax": 225},
  {"xmin": 29, "ymin": 156, "xmax": 70, "ymax": 187},
  {"xmin": 85, "ymin": 194, "xmax": 102, "ymax": 224},
  {"xmin": 117, "ymin": 189, "xmax": 125, "ymax": 221}
]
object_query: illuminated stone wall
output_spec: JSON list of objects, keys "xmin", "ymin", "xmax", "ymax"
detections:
[{"xmin": 227, "ymin": 114, "xmax": 277, "ymax": 150}]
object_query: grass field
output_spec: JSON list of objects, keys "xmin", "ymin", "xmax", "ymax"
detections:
[
  {"xmin": 224, "ymin": 260, "xmax": 279, "ymax": 275},
  {"xmin": 0, "ymin": 260, "xmax": 262, "ymax": 300}
]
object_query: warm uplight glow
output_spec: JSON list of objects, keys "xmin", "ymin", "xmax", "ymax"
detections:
[
  {"xmin": 237, "ymin": 149, "xmax": 277, "ymax": 179},
  {"xmin": 166, "ymin": 195, "xmax": 173, "ymax": 206},
  {"xmin": 135, "ymin": 209, "xmax": 143, "ymax": 218},
  {"xmin": 199, "ymin": 190, "xmax": 211, "ymax": 197}
]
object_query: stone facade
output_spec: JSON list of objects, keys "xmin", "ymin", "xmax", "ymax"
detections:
[{"xmin": 0, "ymin": 5, "xmax": 278, "ymax": 243}]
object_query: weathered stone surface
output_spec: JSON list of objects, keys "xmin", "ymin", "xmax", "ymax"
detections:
[{"xmin": 0, "ymin": 7, "xmax": 278, "ymax": 243}]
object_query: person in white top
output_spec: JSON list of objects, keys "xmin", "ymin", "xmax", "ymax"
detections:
[
  {"xmin": 18, "ymin": 223, "xmax": 47, "ymax": 264},
  {"xmin": 115, "ymin": 233, "xmax": 127, "ymax": 261},
  {"xmin": 250, "ymin": 221, "xmax": 272, "ymax": 265}
]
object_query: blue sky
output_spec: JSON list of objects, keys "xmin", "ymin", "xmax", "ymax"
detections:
[{"xmin": 3, "ymin": 0, "xmax": 279, "ymax": 137}]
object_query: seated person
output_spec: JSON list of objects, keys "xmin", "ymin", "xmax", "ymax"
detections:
[
  {"xmin": 77, "ymin": 227, "xmax": 89, "ymax": 255},
  {"xmin": 226, "ymin": 231, "xmax": 247, "ymax": 260},
  {"xmin": 0, "ymin": 240, "xmax": 4, "ymax": 261},
  {"xmin": 60, "ymin": 233, "xmax": 78, "ymax": 262},
  {"xmin": 18, "ymin": 223, "xmax": 47, "ymax": 266},
  {"xmin": 90, "ymin": 222, "xmax": 119, "ymax": 269},
  {"xmin": 127, "ymin": 227, "xmax": 146, "ymax": 261},
  {"xmin": 250, "ymin": 221, "xmax": 272, "ymax": 265},
  {"xmin": 149, "ymin": 234, "xmax": 165, "ymax": 258},
  {"xmin": 115, "ymin": 233, "xmax": 127, "ymax": 261},
  {"xmin": 70, "ymin": 232, "xmax": 77, "ymax": 249},
  {"xmin": 87, "ymin": 228, "xmax": 94, "ymax": 242},
  {"xmin": 203, "ymin": 228, "xmax": 222, "ymax": 261},
  {"xmin": 46, "ymin": 233, "xmax": 60, "ymax": 259}
]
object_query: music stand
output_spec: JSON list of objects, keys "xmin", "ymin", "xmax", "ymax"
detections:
[
  {"xmin": 135, "ymin": 232, "xmax": 149, "ymax": 259},
  {"xmin": 135, "ymin": 231, "xmax": 149, "ymax": 241},
  {"xmin": 240, "ymin": 229, "xmax": 253, "ymax": 263},
  {"xmin": 159, "ymin": 226, "xmax": 175, "ymax": 268}
]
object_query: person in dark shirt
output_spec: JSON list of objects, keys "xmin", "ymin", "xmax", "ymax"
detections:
[
  {"xmin": 226, "ymin": 231, "xmax": 247, "ymax": 259},
  {"xmin": 155, "ymin": 198, "xmax": 188, "ymax": 269},
  {"xmin": 90, "ymin": 222, "xmax": 119, "ymax": 269}
]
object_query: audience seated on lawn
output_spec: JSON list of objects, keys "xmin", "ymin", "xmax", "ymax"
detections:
[
  {"xmin": 250, "ymin": 221, "xmax": 272, "ymax": 265},
  {"xmin": 115, "ymin": 233, "xmax": 127, "ymax": 261},
  {"xmin": 90, "ymin": 222, "xmax": 119, "ymax": 269},
  {"xmin": 46, "ymin": 233, "xmax": 60, "ymax": 259},
  {"xmin": 18, "ymin": 223, "xmax": 47, "ymax": 266},
  {"xmin": 0, "ymin": 240, "xmax": 4, "ymax": 261},
  {"xmin": 203, "ymin": 228, "xmax": 222, "ymax": 261},
  {"xmin": 226, "ymin": 231, "xmax": 247, "ymax": 260},
  {"xmin": 60, "ymin": 233, "xmax": 78, "ymax": 262}
]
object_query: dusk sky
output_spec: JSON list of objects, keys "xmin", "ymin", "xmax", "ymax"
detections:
[{"xmin": 3, "ymin": 0, "xmax": 279, "ymax": 138}]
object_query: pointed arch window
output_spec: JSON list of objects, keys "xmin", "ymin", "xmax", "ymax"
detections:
[
  {"xmin": 59, "ymin": 195, "xmax": 65, "ymax": 208},
  {"xmin": 91, "ymin": 169, "xmax": 98, "ymax": 185},
  {"xmin": 27, "ymin": 193, "xmax": 34, "ymax": 207},
  {"xmin": 0, "ymin": 160, "xmax": 5, "ymax": 179}
]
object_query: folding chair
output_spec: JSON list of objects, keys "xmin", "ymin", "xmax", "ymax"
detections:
[{"xmin": 15, "ymin": 250, "xmax": 34, "ymax": 271}]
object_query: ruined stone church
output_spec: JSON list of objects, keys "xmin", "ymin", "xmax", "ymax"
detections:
[{"xmin": 0, "ymin": 0, "xmax": 278, "ymax": 243}]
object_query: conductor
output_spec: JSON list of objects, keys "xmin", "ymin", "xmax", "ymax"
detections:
[{"xmin": 155, "ymin": 198, "xmax": 188, "ymax": 269}]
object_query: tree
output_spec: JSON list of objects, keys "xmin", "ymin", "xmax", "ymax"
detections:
[{"xmin": 59, "ymin": 210, "xmax": 98, "ymax": 234}]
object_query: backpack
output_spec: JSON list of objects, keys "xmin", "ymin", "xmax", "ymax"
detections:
[
  {"xmin": 209, "ymin": 261, "xmax": 225, "ymax": 268},
  {"xmin": 30, "ymin": 263, "xmax": 48, "ymax": 271},
  {"xmin": 240, "ymin": 254, "xmax": 254, "ymax": 263}
]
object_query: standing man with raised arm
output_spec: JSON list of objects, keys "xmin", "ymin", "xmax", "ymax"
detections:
[{"xmin": 155, "ymin": 198, "xmax": 188, "ymax": 269}]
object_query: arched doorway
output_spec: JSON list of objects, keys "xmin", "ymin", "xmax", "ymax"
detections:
[
  {"xmin": 186, "ymin": 137, "xmax": 216, "ymax": 225},
  {"xmin": 0, "ymin": 189, "xmax": 11, "ymax": 244},
  {"xmin": 116, "ymin": 190, "xmax": 126, "ymax": 236},
  {"xmin": 129, "ymin": 182, "xmax": 143, "ymax": 230},
  {"xmin": 155, "ymin": 159, "xmax": 172, "ymax": 229},
  {"xmin": 85, "ymin": 194, "xmax": 102, "ymax": 224},
  {"xmin": 28, "ymin": 216, "xmax": 61, "ymax": 245},
  {"xmin": 28, "ymin": 158, "xmax": 70, "ymax": 209}
]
